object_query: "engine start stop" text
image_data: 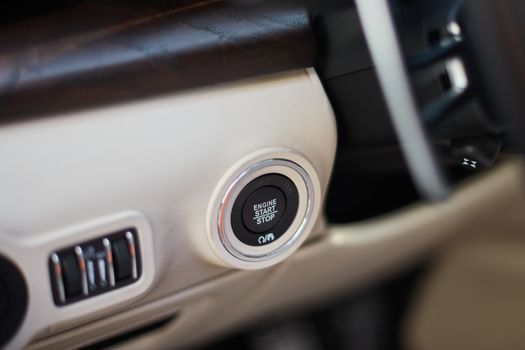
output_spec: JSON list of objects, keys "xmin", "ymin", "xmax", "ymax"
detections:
[{"xmin": 253, "ymin": 199, "xmax": 279, "ymax": 225}]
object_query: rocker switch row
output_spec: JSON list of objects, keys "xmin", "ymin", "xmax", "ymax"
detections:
[{"xmin": 49, "ymin": 229, "xmax": 141, "ymax": 306}]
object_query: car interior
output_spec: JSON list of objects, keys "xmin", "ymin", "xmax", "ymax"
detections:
[{"xmin": 1, "ymin": 0, "xmax": 525, "ymax": 349}]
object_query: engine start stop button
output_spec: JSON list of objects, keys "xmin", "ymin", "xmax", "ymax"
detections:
[
  {"xmin": 231, "ymin": 173, "xmax": 299, "ymax": 246},
  {"xmin": 242, "ymin": 186, "xmax": 286, "ymax": 233}
]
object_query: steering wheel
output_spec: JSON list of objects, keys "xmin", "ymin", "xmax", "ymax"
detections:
[{"xmin": 355, "ymin": 0, "xmax": 525, "ymax": 200}]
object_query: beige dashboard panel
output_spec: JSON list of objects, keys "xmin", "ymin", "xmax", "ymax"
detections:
[
  {"xmin": 0, "ymin": 69, "xmax": 337, "ymax": 349},
  {"xmin": 404, "ymin": 161, "xmax": 525, "ymax": 350},
  {"xmin": 3, "ymin": 61, "xmax": 522, "ymax": 349},
  {"xmin": 25, "ymin": 161, "xmax": 525, "ymax": 350}
]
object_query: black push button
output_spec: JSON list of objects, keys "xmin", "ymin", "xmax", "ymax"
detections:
[
  {"xmin": 450, "ymin": 135, "xmax": 502, "ymax": 171},
  {"xmin": 112, "ymin": 238, "xmax": 132, "ymax": 281},
  {"xmin": 231, "ymin": 174, "xmax": 299, "ymax": 246},
  {"xmin": 242, "ymin": 186, "xmax": 286, "ymax": 233},
  {"xmin": 61, "ymin": 254, "xmax": 82, "ymax": 298}
]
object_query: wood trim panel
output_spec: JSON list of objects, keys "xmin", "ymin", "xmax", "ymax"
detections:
[{"xmin": 0, "ymin": 0, "xmax": 314, "ymax": 121}]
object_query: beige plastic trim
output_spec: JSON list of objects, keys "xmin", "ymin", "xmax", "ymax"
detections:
[
  {"xmin": 0, "ymin": 68, "xmax": 337, "ymax": 349},
  {"xmin": 25, "ymin": 161, "xmax": 525, "ymax": 350},
  {"xmin": 404, "ymin": 162, "xmax": 525, "ymax": 350},
  {"xmin": 0, "ymin": 211, "xmax": 156, "ymax": 350}
]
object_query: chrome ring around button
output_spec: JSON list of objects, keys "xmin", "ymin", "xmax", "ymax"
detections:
[{"xmin": 216, "ymin": 158, "xmax": 315, "ymax": 266}]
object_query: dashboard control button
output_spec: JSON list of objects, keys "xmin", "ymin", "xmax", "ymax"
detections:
[
  {"xmin": 50, "ymin": 254, "xmax": 66, "ymax": 303},
  {"xmin": 231, "ymin": 173, "xmax": 299, "ymax": 247},
  {"xmin": 61, "ymin": 254, "xmax": 82, "ymax": 298},
  {"xmin": 102, "ymin": 238, "xmax": 116, "ymax": 287},
  {"xmin": 74, "ymin": 246, "xmax": 89, "ymax": 296},
  {"xmin": 213, "ymin": 156, "xmax": 319, "ymax": 269},
  {"xmin": 242, "ymin": 186, "xmax": 286, "ymax": 233},
  {"xmin": 112, "ymin": 238, "xmax": 132, "ymax": 281},
  {"xmin": 451, "ymin": 135, "xmax": 502, "ymax": 171},
  {"xmin": 125, "ymin": 231, "xmax": 138, "ymax": 280}
]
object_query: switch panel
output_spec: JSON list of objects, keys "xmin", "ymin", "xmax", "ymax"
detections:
[{"xmin": 48, "ymin": 229, "xmax": 141, "ymax": 306}]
